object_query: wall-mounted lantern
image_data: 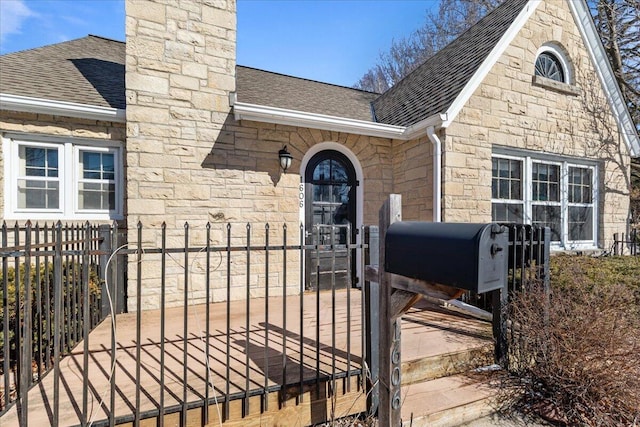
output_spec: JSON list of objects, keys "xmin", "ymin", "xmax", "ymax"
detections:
[{"xmin": 279, "ymin": 145, "xmax": 293, "ymax": 172}]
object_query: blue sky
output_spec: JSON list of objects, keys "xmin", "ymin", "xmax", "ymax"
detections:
[{"xmin": 0, "ymin": 0, "xmax": 436, "ymax": 87}]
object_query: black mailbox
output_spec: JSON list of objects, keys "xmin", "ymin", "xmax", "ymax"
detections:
[{"xmin": 385, "ymin": 222, "xmax": 508, "ymax": 294}]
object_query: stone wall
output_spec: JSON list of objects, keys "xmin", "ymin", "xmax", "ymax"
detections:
[
  {"xmin": 125, "ymin": 0, "xmax": 394, "ymax": 309},
  {"xmin": 392, "ymin": 135, "xmax": 434, "ymax": 221},
  {"xmin": 443, "ymin": 0, "xmax": 631, "ymax": 248},
  {"xmin": 0, "ymin": 110, "xmax": 125, "ymax": 222}
]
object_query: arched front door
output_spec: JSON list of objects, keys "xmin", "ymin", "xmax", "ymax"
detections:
[{"xmin": 305, "ymin": 150, "xmax": 357, "ymax": 290}]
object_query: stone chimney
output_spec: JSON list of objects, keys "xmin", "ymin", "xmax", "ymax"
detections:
[
  {"xmin": 125, "ymin": 0, "xmax": 237, "ymax": 230},
  {"xmin": 124, "ymin": 0, "xmax": 237, "ymax": 309}
]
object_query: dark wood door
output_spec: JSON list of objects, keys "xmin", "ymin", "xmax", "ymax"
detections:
[{"xmin": 305, "ymin": 151, "xmax": 357, "ymax": 290}]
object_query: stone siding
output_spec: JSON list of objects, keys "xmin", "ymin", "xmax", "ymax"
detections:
[
  {"xmin": 443, "ymin": 0, "xmax": 631, "ymax": 248},
  {"xmin": 392, "ymin": 135, "xmax": 434, "ymax": 221},
  {"xmin": 0, "ymin": 110, "xmax": 125, "ymax": 223}
]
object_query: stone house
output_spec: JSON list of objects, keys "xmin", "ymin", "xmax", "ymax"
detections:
[{"xmin": 1, "ymin": 0, "xmax": 638, "ymax": 309}]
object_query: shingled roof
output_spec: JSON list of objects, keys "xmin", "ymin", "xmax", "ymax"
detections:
[
  {"xmin": 236, "ymin": 66, "xmax": 378, "ymax": 122},
  {"xmin": 1, "ymin": 0, "xmax": 527, "ymax": 127},
  {"xmin": 0, "ymin": 35, "xmax": 125, "ymax": 109},
  {"xmin": 371, "ymin": 0, "xmax": 529, "ymax": 126}
]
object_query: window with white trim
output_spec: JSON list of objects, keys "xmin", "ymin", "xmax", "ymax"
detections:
[
  {"xmin": 491, "ymin": 153, "xmax": 597, "ymax": 249},
  {"xmin": 3, "ymin": 135, "xmax": 123, "ymax": 220},
  {"xmin": 534, "ymin": 43, "xmax": 573, "ymax": 85}
]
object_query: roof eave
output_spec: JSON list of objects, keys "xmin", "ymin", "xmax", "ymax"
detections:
[
  {"xmin": 0, "ymin": 93, "xmax": 126, "ymax": 124},
  {"xmin": 404, "ymin": 114, "xmax": 447, "ymax": 140},
  {"xmin": 232, "ymin": 100, "xmax": 408, "ymax": 139}
]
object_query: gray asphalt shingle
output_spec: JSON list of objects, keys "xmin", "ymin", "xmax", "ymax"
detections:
[
  {"xmin": 0, "ymin": 35, "xmax": 125, "ymax": 109},
  {"xmin": 371, "ymin": 0, "xmax": 529, "ymax": 126},
  {"xmin": 237, "ymin": 66, "xmax": 379, "ymax": 122}
]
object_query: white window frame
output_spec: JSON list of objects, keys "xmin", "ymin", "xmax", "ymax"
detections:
[
  {"xmin": 536, "ymin": 42, "xmax": 573, "ymax": 85},
  {"xmin": 3, "ymin": 134, "xmax": 124, "ymax": 220},
  {"xmin": 491, "ymin": 153, "xmax": 525, "ymax": 223},
  {"xmin": 14, "ymin": 140, "xmax": 65, "ymax": 214},
  {"xmin": 492, "ymin": 152, "xmax": 598, "ymax": 250}
]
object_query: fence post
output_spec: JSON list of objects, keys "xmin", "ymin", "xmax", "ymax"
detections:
[
  {"xmin": 53, "ymin": 221, "xmax": 63, "ymax": 427},
  {"xmin": 541, "ymin": 227, "xmax": 551, "ymax": 293},
  {"xmin": 20, "ymin": 221, "xmax": 32, "ymax": 424},
  {"xmin": 98, "ymin": 224, "xmax": 112, "ymax": 318},
  {"xmin": 378, "ymin": 194, "xmax": 402, "ymax": 427},
  {"xmin": 492, "ymin": 281, "xmax": 508, "ymax": 367},
  {"xmin": 364, "ymin": 225, "xmax": 380, "ymax": 416}
]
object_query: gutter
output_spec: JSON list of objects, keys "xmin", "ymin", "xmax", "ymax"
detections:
[
  {"xmin": 0, "ymin": 93, "xmax": 126, "ymax": 123},
  {"xmin": 427, "ymin": 126, "xmax": 443, "ymax": 222},
  {"xmin": 231, "ymin": 97, "xmax": 446, "ymax": 141},
  {"xmin": 231, "ymin": 100, "xmax": 407, "ymax": 140}
]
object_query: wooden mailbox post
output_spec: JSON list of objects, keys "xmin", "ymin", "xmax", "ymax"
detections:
[{"xmin": 371, "ymin": 194, "xmax": 510, "ymax": 426}]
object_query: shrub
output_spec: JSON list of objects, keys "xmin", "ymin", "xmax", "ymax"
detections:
[
  {"xmin": 505, "ymin": 255, "xmax": 640, "ymax": 426},
  {"xmin": 0, "ymin": 262, "xmax": 102, "ymax": 369}
]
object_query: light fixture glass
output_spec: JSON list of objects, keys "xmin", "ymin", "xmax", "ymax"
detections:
[{"xmin": 279, "ymin": 145, "xmax": 293, "ymax": 171}]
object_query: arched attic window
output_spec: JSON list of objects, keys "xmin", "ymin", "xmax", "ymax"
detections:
[
  {"xmin": 535, "ymin": 52, "xmax": 565, "ymax": 82},
  {"xmin": 532, "ymin": 43, "xmax": 579, "ymax": 96}
]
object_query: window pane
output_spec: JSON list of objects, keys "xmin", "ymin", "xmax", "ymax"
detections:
[
  {"xmin": 81, "ymin": 151, "xmax": 115, "ymax": 180},
  {"xmin": 535, "ymin": 52, "xmax": 565, "ymax": 82},
  {"xmin": 569, "ymin": 207, "xmax": 593, "ymax": 241},
  {"xmin": 492, "ymin": 158, "xmax": 522, "ymax": 201},
  {"xmin": 491, "ymin": 203, "xmax": 524, "ymax": 223},
  {"xmin": 330, "ymin": 159, "xmax": 348, "ymax": 182},
  {"xmin": 532, "ymin": 205, "xmax": 561, "ymax": 242},
  {"xmin": 313, "ymin": 184, "xmax": 330, "ymax": 203},
  {"xmin": 20, "ymin": 146, "xmax": 59, "ymax": 178},
  {"xmin": 18, "ymin": 179, "xmax": 59, "ymax": 209},
  {"xmin": 312, "ymin": 160, "xmax": 331, "ymax": 181},
  {"xmin": 568, "ymin": 167, "xmax": 592, "ymax": 203},
  {"xmin": 532, "ymin": 163, "xmax": 559, "ymax": 202},
  {"xmin": 78, "ymin": 182, "xmax": 115, "ymax": 210}
]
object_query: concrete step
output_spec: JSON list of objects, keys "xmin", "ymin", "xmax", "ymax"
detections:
[{"xmin": 400, "ymin": 373, "xmax": 496, "ymax": 427}]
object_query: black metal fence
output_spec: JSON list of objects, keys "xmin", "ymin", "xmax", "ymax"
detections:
[
  {"xmin": 1, "ymin": 221, "xmax": 366, "ymax": 427},
  {"xmin": 1, "ymin": 219, "xmax": 554, "ymax": 426},
  {"xmin": 460, "ymin": 224, "xmax": 550, "ymax": 313},
  {"xmin": 612, "ymin": 229, "xmax": 639, "ymax": 255},
  {"xmin": 0, "ymin": 221, "xmax": 108, "ymax": 419}
]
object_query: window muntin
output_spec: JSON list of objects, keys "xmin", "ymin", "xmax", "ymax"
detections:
[
  {"xmin": 491, "ymin": 157, "xmax": 524, "ymax": 223},
  {"xmin": 535, "ymin": 52, "xmax": 565, "ymax": 82},
  {"xmin": 5, "ymin": 137, "xmax": 122, "ymax": 219},
  {"xmin": 491, "ymin": 154, "xmax": 597, "ymax": 248},
  {"xmin": 78, "ymin": 150, "xmax": 116, "ymax": 211},
  {"xmin": 567, "ymin": 166, "xmax": 594, "ymax": 241},
  {"xmin": 531, "ymin": 161, "xmax": 562, "ymax": 242},
  {"xmin": 17, "ymin": 145, "xmax": 61, "ymax": 210}
]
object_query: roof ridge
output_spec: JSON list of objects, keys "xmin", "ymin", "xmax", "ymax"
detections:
[
  {"xmin": 1, "ymin": 34, "xmax": 123, "ymax": 57},
  {"xmin": 236, "ymin": 64, "xmax": 381, "ymax": 96},
  {"xmin": 87, "ymin": 34, "xmax": 125, "ymax": 44}
]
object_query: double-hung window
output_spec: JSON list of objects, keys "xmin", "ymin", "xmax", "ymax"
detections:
[
  {"xmin": 4, "ymin": 135, "xmax": 123, "ymax": 220},
  {"xmin": 491, "ymin": 152, "xmax": 597, "ymax": 249}
]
